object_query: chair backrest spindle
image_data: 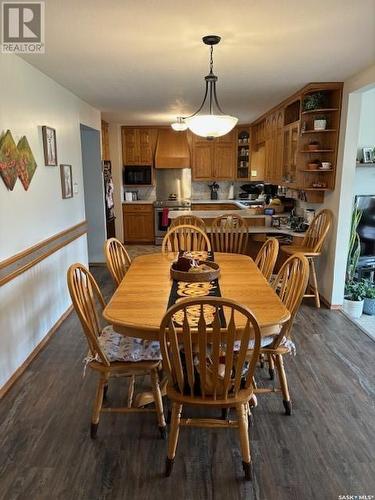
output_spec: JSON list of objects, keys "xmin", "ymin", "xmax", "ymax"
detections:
[
  {"xmin": 162, "ymin": 225, "xmax": 211, "ymax": 254},
  {"xmin": 104, "ymin": 238, "xmax": 132, "ymax": 287},
  {"xmin": 211, "ymin": 214, "xmax": 248, "ymax": 254},
  {"xmin": 255, "ymin": 238, "xmax": 279, "ymax": 281}
]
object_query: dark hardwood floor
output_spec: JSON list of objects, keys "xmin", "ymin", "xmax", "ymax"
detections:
[{"xmin": 1, "ymin": 260, "xmax": 374, "ymax": 500}]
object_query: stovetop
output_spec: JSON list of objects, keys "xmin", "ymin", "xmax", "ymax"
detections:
[{"xmin": 154, "ymin": 199, "xmax": 192, "ymax": 208}]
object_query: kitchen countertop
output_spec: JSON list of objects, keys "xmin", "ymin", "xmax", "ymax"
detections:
[
  {"xmin": 191, "ymin": 199, "xmax": 263, "ymax": 208},
  {"xmin": 168, "ymin": 209, "xmax": 305, "ymax": 238},
  {"xmin": 169, "ymin": 209, "xmax": 269, "ymax": 220},
  {"xmin": 122, "ymin": 200, "xmax": 155, "ymax": 205}
]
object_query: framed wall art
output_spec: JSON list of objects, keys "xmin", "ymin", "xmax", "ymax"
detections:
[
  {"xmin": 362, "ymin": 147, "xmax": 374, "ymax": 164},
  {"xmin": 60, "ymin": 164, "xmax": 73, "ymax": 199},
  {"xmin": 42, "ymin": 126, "xmax": 58, "ymax": 166}
]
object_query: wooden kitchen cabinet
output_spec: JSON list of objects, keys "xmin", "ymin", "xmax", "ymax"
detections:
[
  {"xmin": 214, "ymin": 142, "xmax": 236, "ymax": 179},
  {"xmin": 191, "ymin": 131, "xmax": 236, "ymax": 180},
  {"xmin": 282, "ymin": 121, "xmax": 299, "ymax": 185},
  {"xmin": 123, "ymin": 204, "xmax": 154, "ymax": 243},
  {"xmin": 192, "ymin": 142, "xmax": 213, "ymax": 179},
  {"xmin": 122, "ymin": 127, "xmax": 156, "ymax": 165}
]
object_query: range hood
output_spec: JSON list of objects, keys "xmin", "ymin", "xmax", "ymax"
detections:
[{"xmin": 155, "ymin": 129, "xmax": 190, "ymax": 169}]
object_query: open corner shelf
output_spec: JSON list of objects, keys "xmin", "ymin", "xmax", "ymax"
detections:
[
  {"xmin": 301, "ymin": 129, "xmax": 337, "ymax": 134},
  {"xmin": 301, "ymin": 108, "xmax": 339, "ymax": 115}
]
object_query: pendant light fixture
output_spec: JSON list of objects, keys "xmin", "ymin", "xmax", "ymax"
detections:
[
  {"xmin": 171, "ymin": 116, "xmax": 188, "ymax": 131},
  {"xmin": 171, "ymin": 35, "xmax": 238, "ymax": 140}
]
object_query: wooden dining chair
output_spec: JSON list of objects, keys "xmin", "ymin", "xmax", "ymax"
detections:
[
  {"xmin": 281, "ymin": 209, "xmax": 332, "ymax": 308},
  {"xmin": 170, "ymin": 214, "xmax": 206, "ymax": 232},
  {"xmin": 162, "ymin": 224, "xmax": 211, "ymax": 254},
  {"xmin": 159, "ymin": 297, "xmax": 261, "ymax": 481},
  {"xmin": 211, "ymin": 214, "xmax": 248, "ymax": 254},
  {"xmin": 253, "ymin": 253, "xmax": 309, "ymax": 415},
  {"xmin": 255, "ymin": 238, "xmax": 279, "ymax": 281},
  {"xmin": 67, "ymin": 263, "xmax": 166, "ymax": 439},
  {"xmin": 104, "ymin": 238, "xmax": 132, "ymax": 287}
]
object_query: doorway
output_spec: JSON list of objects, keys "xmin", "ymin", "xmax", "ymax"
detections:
[{"xmin": 80, "ymin": 124, "xmax": 106, "ymax": 264}]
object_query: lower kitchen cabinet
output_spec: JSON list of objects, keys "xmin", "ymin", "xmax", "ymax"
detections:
[{"xmin": 123, "ymin": 204, "xmax": 154, "ymax": 243}]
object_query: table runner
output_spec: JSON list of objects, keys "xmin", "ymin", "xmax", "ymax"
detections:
[{"xmin": 167, "ymin": 251, "xmax": 226, "ymax": 327}]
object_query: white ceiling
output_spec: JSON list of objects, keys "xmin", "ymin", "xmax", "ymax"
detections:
[{"xmin": 22, "ymin": 0, "xmax": 375, "ymax": 125}]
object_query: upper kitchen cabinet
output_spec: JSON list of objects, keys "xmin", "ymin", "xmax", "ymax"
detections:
[
  {"xmin": 155, "ymin": 129, "xmax": 190, "ymax": 169},
  {"xmin": 121, "ymin": 127, "xmax": 157, "ymax": 165},
  {"xmin": 250, "ymin": 82, "xmax": 343, "ymax": 203},
  {"xmin": 192, "ymin": 141, "xmax": 213, "ymax": 179},
  {"xmin": 191, "ymin": 130, "xmax": 236, "ymax": 180}
]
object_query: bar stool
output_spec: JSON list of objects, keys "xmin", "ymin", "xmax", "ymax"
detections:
[{"xmin": 280, "ymin": 209, "xmax": 333, "ymax": 308}]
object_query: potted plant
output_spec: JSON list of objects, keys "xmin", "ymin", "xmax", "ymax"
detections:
[
  {"xmin": 307, "ymin": 140, "xmax": 320, "ymax": 151},
  {"xmin": 303, "ymin": 92, "xmax": 326, "ymax": 111},
  {"xmin": 308, "ymin": 159, "xmax": 321, "ymax": 170},
  {"xmin": 343, "ymin": 280, "xmax": 366, "ymax": 318},
  {"xmin": 313, "ymin": 115, "xmax": 327, "ymax": 131},
  {"xmin": 363, "ymin": 281, "xmax": 375, "ymax": 315}
]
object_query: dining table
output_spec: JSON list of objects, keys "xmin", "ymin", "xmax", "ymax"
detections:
[{"xmin": 103, "ymin": 252, "xmax": 290, "ymax": 339}]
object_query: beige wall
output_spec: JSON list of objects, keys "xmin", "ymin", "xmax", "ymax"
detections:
[{"xmin": 0, "ymin": 55, "xmax": 100, "ymax": 390}]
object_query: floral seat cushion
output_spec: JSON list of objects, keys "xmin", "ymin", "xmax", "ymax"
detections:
[
  {"xmin": 235, "ymin": 336, "xmax": 296, "ymax": 354},
  {"xmin": 97, "ymin": 325, "xmax": 162, "ymax": 362}
]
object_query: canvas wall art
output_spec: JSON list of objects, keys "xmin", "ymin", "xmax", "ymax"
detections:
[
  {"xmin": 60, "ymin": 164, "xmax": 73, "ymax": 199},
  {"xmin": 17, "ymin": 136, "xmax": 37, "ymax": 190},
  {"xmin": 42, "ymin": 126, "xmax": 58, "ymax": 166},
  {"xmin": 0, "ymin": 130, "xmax": 19, "ymax": 190}
]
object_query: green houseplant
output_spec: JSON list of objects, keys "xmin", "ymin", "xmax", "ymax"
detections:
[
  {"xmin": 343, "ymin": 280, "xmax": 366, "ymax": 318},
  {"xmin": 363, "ymin": 281, "xmax": 375, "ymax": 316},
  {"xmin": 343, "ymin": 207, "xmax": 365, "ymax": 318},
  {"xmin": 346, "ymin": 207, "xmax": 362, "ymax": 283}
]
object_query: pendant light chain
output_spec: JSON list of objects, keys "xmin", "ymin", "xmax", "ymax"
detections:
[{"xmin": 209, "ymin": 45, "xmax": 214, "ymax": 74}]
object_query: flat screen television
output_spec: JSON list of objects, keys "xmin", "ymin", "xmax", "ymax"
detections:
[{"xmin": 355, "ymin": 195, "xmax": 375, "ymax": 258}]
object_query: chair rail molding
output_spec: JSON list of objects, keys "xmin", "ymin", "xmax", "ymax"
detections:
[{"xmin": 0, "ymin": 220, "xmax": 88, "ymax": 286}]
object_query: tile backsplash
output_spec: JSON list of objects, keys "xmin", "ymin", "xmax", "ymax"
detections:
[{"xmin": 191, "ymin": 181, "xmax": 246, "ymax": 200}]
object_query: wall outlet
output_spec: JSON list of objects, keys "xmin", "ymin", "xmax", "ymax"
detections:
[{"xmin": 251, "ymin": 170, "xmax": 257, "ymax": 177}]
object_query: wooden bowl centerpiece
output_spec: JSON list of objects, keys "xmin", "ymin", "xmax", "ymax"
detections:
[{"xmin": 170, "ymin": 256, "xmax": 220, "ymax": 282}]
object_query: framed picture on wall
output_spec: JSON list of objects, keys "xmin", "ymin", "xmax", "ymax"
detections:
[
  {"xmin": 60, "ymin": 164, "xmax": 73, "ymax": 199},
  {"xmin": 42, "ymin": 126, "xmax": 58, "ymax": 166},
  {"xmin": 362, "ymin": 147, "xmax": 373, "ymax": 163}
]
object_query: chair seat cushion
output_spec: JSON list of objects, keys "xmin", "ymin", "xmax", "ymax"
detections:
[
  {"xmin": 98, "ymin": 326, "xmax": 162, "ymax": 362},
  {"xmin": 236, "ymin": 336, "xmax": 296, "ymax": 354}
]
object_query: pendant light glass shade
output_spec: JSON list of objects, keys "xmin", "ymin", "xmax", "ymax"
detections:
[
  {"xmin": 171, "ymin": 117, "xmax": 188, "ymax": 131},
  {"xmin": 185, "ymin": 114, "xmax": 238, "ymax": 138}
]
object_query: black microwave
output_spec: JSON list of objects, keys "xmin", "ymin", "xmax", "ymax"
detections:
[{"xmin": 123, "ymin": 165, "xmax": 152, "ymax": 185}]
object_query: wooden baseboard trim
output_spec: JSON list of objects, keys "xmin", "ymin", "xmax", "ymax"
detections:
[{"xmin": 0, "ymin": 305, "xmax": 74, "ymax": 400}]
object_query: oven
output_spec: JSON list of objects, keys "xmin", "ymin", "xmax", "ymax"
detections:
[{"xmin": 154, "ymin": 201, "xmax": 191, "ymax": 245}]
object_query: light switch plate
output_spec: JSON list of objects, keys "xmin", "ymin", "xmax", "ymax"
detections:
[{"xmin": 251, "ymin": 170, "xmax": 257, "ymax": 177}]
